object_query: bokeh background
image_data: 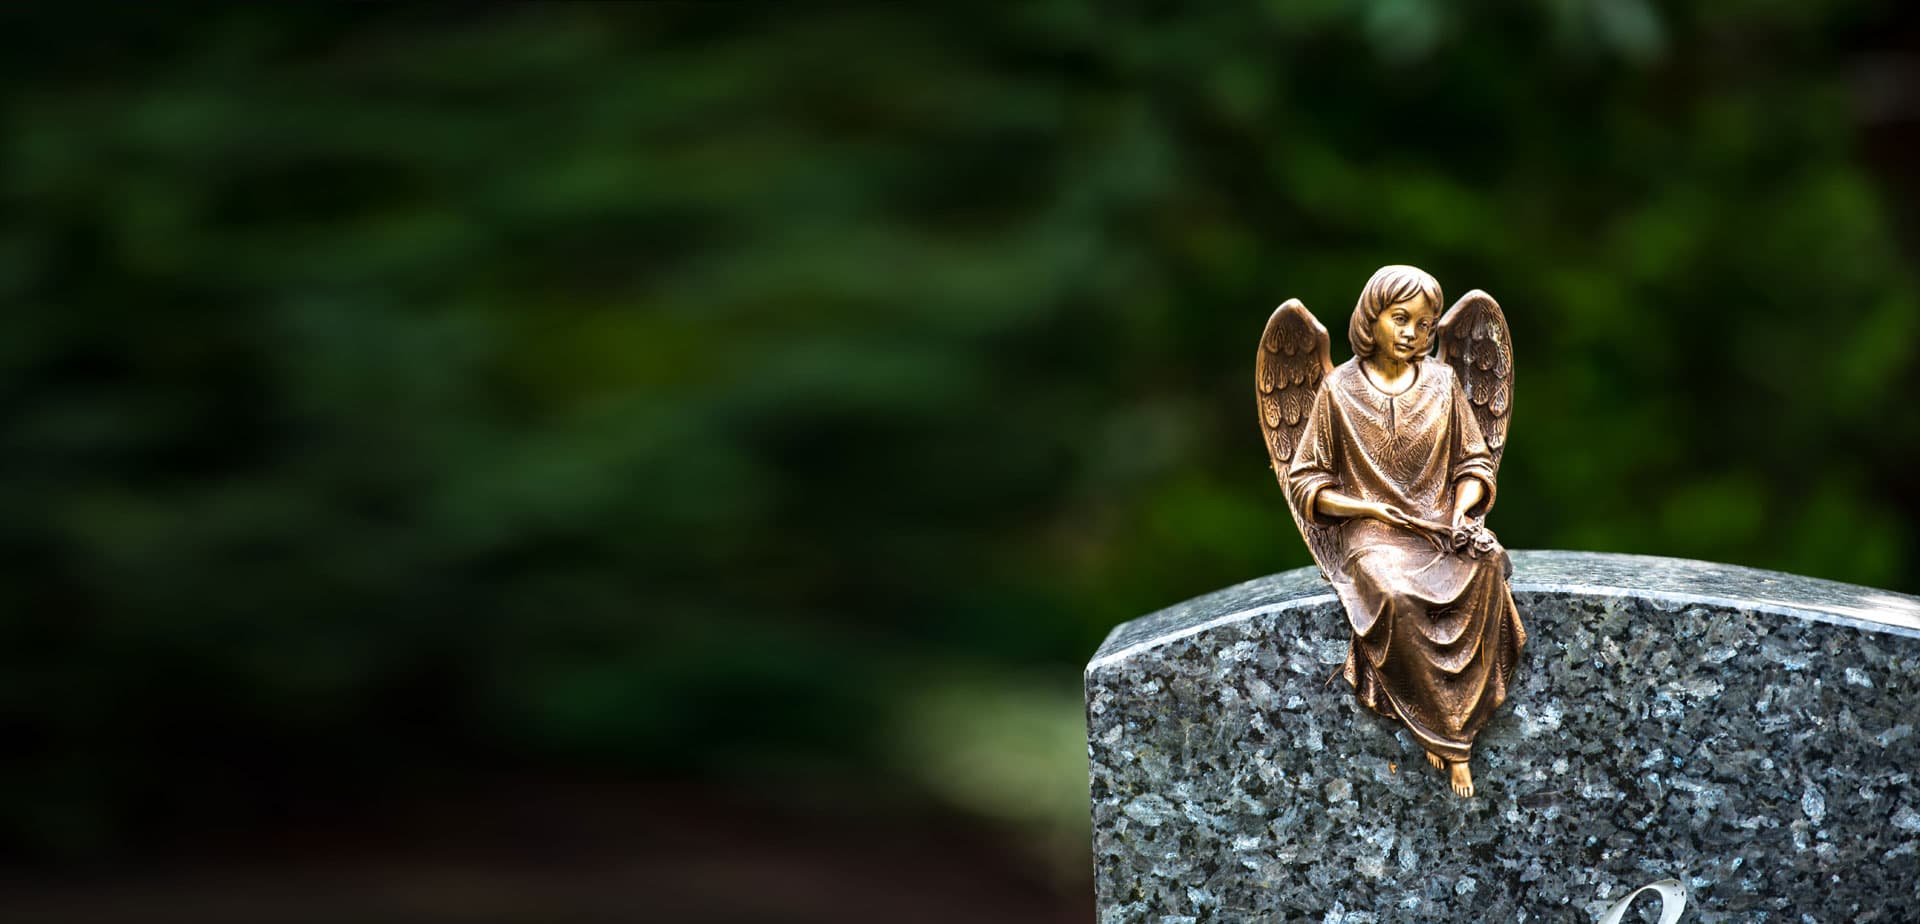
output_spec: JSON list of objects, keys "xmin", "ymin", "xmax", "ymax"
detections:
[{"xmin": 1, "ymin": 4, "xmax": 1917, "ymax": 922}]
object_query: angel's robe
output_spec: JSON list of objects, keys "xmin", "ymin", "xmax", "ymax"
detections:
[{"xmin": 1286, "ymin": 357, "xmax": 1525, "ymax": 763}]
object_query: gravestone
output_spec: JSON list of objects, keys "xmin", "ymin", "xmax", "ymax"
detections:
[{"xmin": 1085, "ymin": 551, "xmax": 1920, "ymax": 922}]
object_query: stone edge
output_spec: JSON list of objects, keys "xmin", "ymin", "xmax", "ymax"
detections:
[{"xmin": 1088, "ymin": 551, "xmax": 1920, "ymax": 675}]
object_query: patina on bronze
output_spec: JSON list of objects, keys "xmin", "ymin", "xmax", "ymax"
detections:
[{"xmin": 1255, "ymin": 265, "xmax": 1522, "ymax": 798}]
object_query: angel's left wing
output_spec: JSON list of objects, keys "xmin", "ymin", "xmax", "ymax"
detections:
[
  {"xmin": 1257, "ymin": 299, "xmax": 1344, "ymax": 582},
  {"xmin": 1435, "ymin": 289, "xmax": 1514, "ymax": 473},
  {"xmin": 1256, "ymin": 299, "xmax": 1333, "ymax": 473}
]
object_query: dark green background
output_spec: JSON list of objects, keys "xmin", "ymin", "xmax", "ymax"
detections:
[{"xmin": 1, "ymin": 4, "xmax": 1915, "ymax": 921}]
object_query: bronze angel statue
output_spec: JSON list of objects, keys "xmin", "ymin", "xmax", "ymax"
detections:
[{"xmin": 1255, "ymin": 265, "xmax": 1523, "ymax": 798}]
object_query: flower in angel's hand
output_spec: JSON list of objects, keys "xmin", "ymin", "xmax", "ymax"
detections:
[{"xmin": 1449, "ymin": 521, "xmax": 1500, "ymax": 558}]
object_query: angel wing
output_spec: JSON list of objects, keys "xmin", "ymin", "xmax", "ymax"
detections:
[
  {"xmin": 1256, "ymin": 300, "xmax": 1345, "ymax": 583},
  {"xmin": 1435, "ymin": 289, "xmax": 1514, "ymax": 473}
]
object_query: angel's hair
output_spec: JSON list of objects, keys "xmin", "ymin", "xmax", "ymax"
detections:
[{"xmin": 1349, "ymin": 265, "xmax": 1443, "ymax": 359}]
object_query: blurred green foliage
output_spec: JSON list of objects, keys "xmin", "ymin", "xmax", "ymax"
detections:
[{"xmin": 0, "ymin": 3, "xmax": 1915, "ymax": 865}]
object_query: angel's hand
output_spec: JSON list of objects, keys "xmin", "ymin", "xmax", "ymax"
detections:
[
  {"xmin": 1368, "ymin": 504, "xmax": 1451, "ymax": 550},
  {"xmin": 1373, "ymin": 504, "xmax": 1418, "ymax": 530},
  {"xmin": 1449, "ymin": 520, "xmax": 1483, "ymax": 555}
]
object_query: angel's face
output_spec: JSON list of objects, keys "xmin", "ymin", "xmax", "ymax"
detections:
[{"xmin": 1373, "ymin": 294, "xmax": 1437, "ymax": 364}]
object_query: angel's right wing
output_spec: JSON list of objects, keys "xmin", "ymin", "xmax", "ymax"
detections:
[
  {"xmin": 1256, "ymin": 299, "xmax": 1344, "ymax": 582},
  {"xmin": 1435, "ymin": 289, "xmax": 1514, "ymax": 474}
]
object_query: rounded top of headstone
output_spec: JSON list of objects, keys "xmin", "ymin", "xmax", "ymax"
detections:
[{"xmin": 1090, "ymin": 550, "xmax": 1920, "ymax": 672}]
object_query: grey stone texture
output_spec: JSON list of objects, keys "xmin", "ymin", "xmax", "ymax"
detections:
[{"xmin": 1086, "ymin": 551, "xmax": 1920, "ymax": 922}]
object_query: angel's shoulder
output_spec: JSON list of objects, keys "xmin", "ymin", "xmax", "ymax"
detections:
[
  {"xmin": 1321, "ymin": 361, "xmax": 1385, "ymax": 415},
  {"xmin": 1420, "ymin": 357, "xmax": 1457, "ymax": 386}
]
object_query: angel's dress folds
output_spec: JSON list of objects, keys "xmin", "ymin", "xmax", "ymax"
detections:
[{"xmin": 1286, "ymin": 358, "xmax": 1526, "ymax": 763}]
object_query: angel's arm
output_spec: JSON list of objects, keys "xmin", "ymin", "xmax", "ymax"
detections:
[
  {"xmin": 1451, "ymin": 477, "xmax": 1487, "ymax": 527},
  {"xmin": 1286, "ymin": 387, "xmax": 1341, "ymax": 521},
  {"xmin": 1288, "ymin": 388, "xmax": 1412, "ymax": 529},
  {"xmin": 1313, "ymin": 488, "xmax": 1434, "ymax": 536},
  {"xmin": 1319, "ymin": 489, "xmax": 1410, "ymax": 526},
  {"xmin": 1449, "ymin": 376, "xmax": 1497, "ymax": 526}
]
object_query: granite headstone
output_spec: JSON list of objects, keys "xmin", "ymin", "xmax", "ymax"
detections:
[{"xmin": 1086, "ymin": 551, "xmax": 1920, "ymax": 922}]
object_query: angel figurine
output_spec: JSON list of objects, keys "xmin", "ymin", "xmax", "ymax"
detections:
[{"xmin": 1255, "ymin": 265, "xmax": 1524, "ymax": 798}]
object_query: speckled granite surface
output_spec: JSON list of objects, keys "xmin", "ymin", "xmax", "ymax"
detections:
[{"xmin": 1086, "ymin": 552, "xmax": 1920, "ymax": 922}]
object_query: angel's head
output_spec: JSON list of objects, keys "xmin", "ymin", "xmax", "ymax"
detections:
[{"xmin": 1350, "ymin": 264, "xmax": 1443, "ymax": 364}]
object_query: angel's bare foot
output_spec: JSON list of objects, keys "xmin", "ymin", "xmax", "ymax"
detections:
[
  {"xmin": 1449, "ymin": 761, "xmax": 1474, "ymax": 798},
  {"xmin": 1425, "ymin": 751, "xmax": 1445, "ymax": 770}
]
